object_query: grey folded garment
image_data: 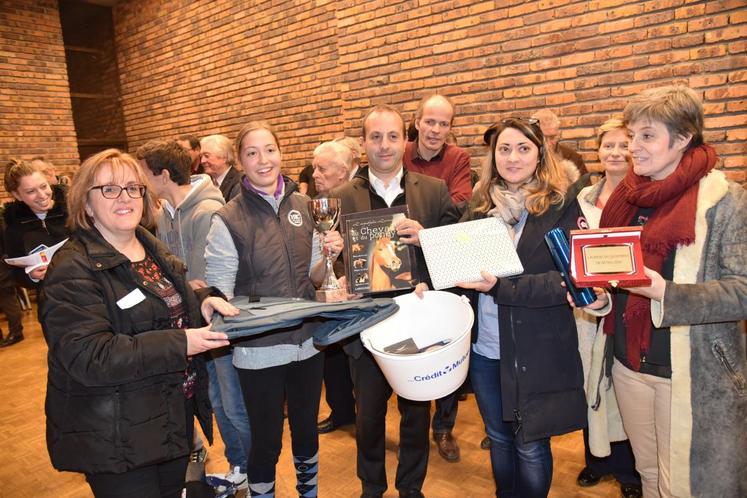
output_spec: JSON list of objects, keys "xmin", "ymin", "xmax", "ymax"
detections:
[{"xmin": 211, "ymin": 296, "xmax": 399, "ymax": 346}]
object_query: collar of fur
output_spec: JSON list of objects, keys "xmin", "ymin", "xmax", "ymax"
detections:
[{"xmin": 560, "ymin": 159, "xmax": 580, "ymax": 186}]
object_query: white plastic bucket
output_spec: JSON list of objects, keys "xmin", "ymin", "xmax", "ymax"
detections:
[{"xmin": 359, "ymin": 291, "xmax": 474, "ymax": 401}]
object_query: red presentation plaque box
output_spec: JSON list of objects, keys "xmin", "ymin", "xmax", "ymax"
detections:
[{"xmin": 569, "ymin": 226, "xmax": 652, "ymax": 288}]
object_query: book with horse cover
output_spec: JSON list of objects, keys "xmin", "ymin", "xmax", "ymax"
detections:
[{"xmin": 341, "ymin": 205, "xmax": 418, "ymax": 295}]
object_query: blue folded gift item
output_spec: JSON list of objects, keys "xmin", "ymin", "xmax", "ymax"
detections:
[{"xmin": 211, "ymin": 296, "xmax": 399, "ymax": 346}]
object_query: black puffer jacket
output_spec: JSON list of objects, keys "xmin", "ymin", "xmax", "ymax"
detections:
[
  {"xmin": 464, "ymin": 189, "xmax": 588, "ymax": 443},
  {"xmin": 2, "ymin": 184, "xmax": 70, "ymax": 287},
  {"xmin": 0, "ymin": 209, "xmax": 15, "ymax": 288},
  {"xmin": 39, "ymin": 226, "xmax": 212, "ymax": 474}
]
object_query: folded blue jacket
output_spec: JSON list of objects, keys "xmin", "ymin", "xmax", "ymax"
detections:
[{"xmin": 211, "ymin": 296, "xmax": 399, "ymax": 346}]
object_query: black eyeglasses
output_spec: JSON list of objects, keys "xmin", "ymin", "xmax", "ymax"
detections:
[{"xmin": 90, "ymin": 184, "xmax": 147, "ymax": 199}]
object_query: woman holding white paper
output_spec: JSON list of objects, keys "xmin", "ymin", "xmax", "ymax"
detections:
[
  {"xmin": 39, "ymin": 149, "xmax": 236, "ymax": 497},
  {"xmin": 2, "ymin": 159, "xmax": 70, "ymax": 285},
  {"xmin": 457, "ymin": 116, "xmax": 590, "ymax": 497}
]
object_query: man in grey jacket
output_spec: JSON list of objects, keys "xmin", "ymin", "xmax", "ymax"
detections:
[
  {"xmin": 137, "ymin": 140, "xmax": 251, "ymax": 492},
  {"xmin": 138, "ymin": 140, "xmax": 225, "ymax": 287}
]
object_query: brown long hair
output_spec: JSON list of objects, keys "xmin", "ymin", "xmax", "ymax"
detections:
[
  {"xmin": 67, "ymin": 149, "xmax": 156, "ymax": 231},
  {"xmin": 473, "ymin": 117, "xmax": 568, "ymax": 217}
]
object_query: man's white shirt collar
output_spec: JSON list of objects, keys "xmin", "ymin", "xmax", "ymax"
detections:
[{"xmin": 369, "ymin": 166, "xmax": 404, "ymax": 207}]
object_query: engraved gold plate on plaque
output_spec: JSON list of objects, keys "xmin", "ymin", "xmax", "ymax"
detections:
[{"xmin": 582, "ymin": 244, "xmax": 634, "ymax": 275}]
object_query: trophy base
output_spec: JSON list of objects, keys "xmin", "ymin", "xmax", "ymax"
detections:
[{"xmin": 316, "ymin": 287, "xmax": 348, "ymax": 303}]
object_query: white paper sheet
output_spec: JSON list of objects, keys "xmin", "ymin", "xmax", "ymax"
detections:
[{"xmin": 4, "ymin": 238, "xmax": 69, "ymax": 273}]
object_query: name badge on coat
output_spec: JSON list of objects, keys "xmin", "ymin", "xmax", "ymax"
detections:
[{"xmin": 117, "ymin": 288, "xmax": 146, "ymax": 309}]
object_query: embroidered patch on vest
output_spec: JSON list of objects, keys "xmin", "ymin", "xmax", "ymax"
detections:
[{"xmin": 288, "ymin": 209, "xmax": 303, "ymax": 227}]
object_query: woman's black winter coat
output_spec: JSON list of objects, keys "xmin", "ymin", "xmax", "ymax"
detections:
[
  {"xmin": 463, "ymin": 191, "xmax": 588, "ymax": 443},
  {"xmin": 39, "ymin": 226, "xmax": 212, "ymax": 474},
  {"xmin": 2, "ymin": 184, "xmax": 70, "ymax": 287}
]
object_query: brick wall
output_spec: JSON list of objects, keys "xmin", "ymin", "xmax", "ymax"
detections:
[
  {"xmin": 0, "ymin": 0, "xmax": 79, "ymax": 201},
  {"xmin": 114, "ymin": 0, "xmax": 343, "ymax": 173},
  {"xmin": 61, "ymin": 0, "xmax": 127, "ymax": 158},
  {"xmin": 110, "ymin": 0, "xmax": 745, "ymax": 184}
]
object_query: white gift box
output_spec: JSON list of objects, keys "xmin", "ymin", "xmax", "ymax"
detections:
[{"xmin": 419, "ymin": 217, "xmax": 524, "ymax": 290}]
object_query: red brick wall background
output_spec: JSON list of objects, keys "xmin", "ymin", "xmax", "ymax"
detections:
[
  {"xmin": 1, "ymin": 0, "xmax": 745, "ymax": 205},
  {"xmin": 0, "ymin": 0, "xmax": 79, "ymax": 202},
  {"xmin": 113, "ymin": 0, "xmax": 746, "ymax": 183},
  {"xmin": 114, "ymin": 0, "xmax": 342, "ymax": 176}
]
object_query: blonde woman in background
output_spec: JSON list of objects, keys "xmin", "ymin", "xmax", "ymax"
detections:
[{"xmin": 575, "ymin": 118, "xmax": 641, "ymax": 498}]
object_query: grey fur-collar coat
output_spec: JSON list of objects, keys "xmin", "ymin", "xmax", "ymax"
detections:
[{"xmin": 647, "ymin": 169, "xmax": 746, "ymax": 497}]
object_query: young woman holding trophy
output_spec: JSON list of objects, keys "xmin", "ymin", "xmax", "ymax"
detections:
[{"xmin": 204, "ymin": 121, "xmax": 343, "ymax": 498}]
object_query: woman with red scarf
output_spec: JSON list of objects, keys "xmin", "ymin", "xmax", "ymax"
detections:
[{"xmin": 599, "ymin": 85, "xmax": 746, "ymax": 497}]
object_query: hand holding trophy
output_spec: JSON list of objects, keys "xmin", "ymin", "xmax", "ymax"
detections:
[{"xmin": 309, "ymin": 197, "xmax": 347, "ymax": 302}]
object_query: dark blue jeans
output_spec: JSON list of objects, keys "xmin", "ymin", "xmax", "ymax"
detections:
[
  {"xmin": 470, "ymin": 352, "xmax": 553, "ymax": 498},
  {"xmin": 207, "ymin": 348, "xmax": 252, "ymax": 473},
  {"xmin": 432, "ymin": 392, "xmax": 458, "ymax": 434}
]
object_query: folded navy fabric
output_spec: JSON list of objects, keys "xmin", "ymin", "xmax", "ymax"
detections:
[{"xmin": 211, "ymin": 296, "xmax": 399, "ymax": 346}]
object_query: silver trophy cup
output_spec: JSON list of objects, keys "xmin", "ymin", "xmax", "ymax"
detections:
[{"xmin": 308, "ymin": 197, "xmax": 346, "ymax": 302}]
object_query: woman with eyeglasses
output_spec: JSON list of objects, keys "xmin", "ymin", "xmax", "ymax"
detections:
[
  {"xmin": 457, "ymin": 117, "xmax": 599, "ymax": 497},
  {"xmin": 39, "ymin": 149, "xmax": 237, "ymax": 498}
]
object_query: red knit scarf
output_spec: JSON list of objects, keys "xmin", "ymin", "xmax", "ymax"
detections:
[{"xmin": 599, "ymin": 144, "xmax": 717, "ymax": 370}]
